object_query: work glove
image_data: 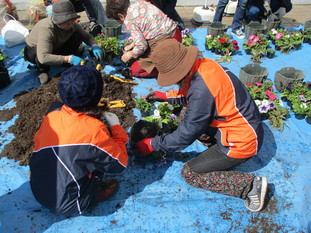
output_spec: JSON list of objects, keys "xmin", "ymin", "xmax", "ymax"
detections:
[
  {"xmin": 136, "ymin": 138, "xmax": 155, "ymax": 155},
  {"xmin": 68, "ymin": 55, "xmax": 84, "ymax": 66},
  {"xmin": 92, "ymin": 46, "xmax": 103, "ymax": 61},
  {"xmin": 146, "ymin": 91, "xmax": 168, "ymax": 103},
  {"xmin": 267, "ymin": 13, "xmax": 278, "ymax": 22},
  {"xmin": 274, "ymin": 7, "xmax": 286, "ymax": 19},
  {"xmin": 104, "ymin": 112, "xmax": 120, "ymax": 127},
  {"xmin": 263, "ymin": 0, "xmax": 271, "ymax": 16}
]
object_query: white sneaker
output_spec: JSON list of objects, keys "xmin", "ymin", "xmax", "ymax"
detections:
[{"xmin": 232, "ymin": 29, "xmax": 245, "ymax": 39}]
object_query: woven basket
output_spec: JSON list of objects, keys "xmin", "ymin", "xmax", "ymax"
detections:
[
  {"xmin": 274, "ymin": 67, "xmax": 305, "ymax": 92},
  {"xmin": 239, "ymin": 63, "xmax": 268, "ymax": 84}
]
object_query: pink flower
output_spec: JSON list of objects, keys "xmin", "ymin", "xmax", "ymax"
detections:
[
  {"xmin": 248, "ymin": 35, "xmax": 256, "ymax": 40},
  {"xmin": 249, "ymin": 41, "xmax": 255, "ymax": 47},
  {"xmin": 255, "ymin": 82, "xmax": 262, "ymax": 86},
  {"xmin": 269, "ymin": 94, "xmax": 277, "ymax": 100},
  {"xmin": 253, "ymin": 36, "xmax": 261, "ymax": 43},
  {"xmin": 276, "ymin": 33, "xmax": 283, "ymax": 40},
  {"xmin": 269, "ymin": 86, "xmax": 274, "ymax": 90},
  {"xmin": 265, "ymin": 90, "xmax": 272, "ymax": 96},
  {"xmin": 246, "ymin": 83, "xmax": 252, "ymax": 86}
]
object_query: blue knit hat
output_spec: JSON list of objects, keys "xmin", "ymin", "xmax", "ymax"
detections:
[{"xmin": 58, "ymin": 65, "xmax": 103, "ymax": 108}]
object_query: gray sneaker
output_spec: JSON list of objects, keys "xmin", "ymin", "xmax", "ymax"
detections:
[
  {"xmin": 244, "ymin": 176, "xmax": 268, "ymax": 212},
  {"xmin": 38, "ymin": 73, "xmax": 49, "ymax": 85},
  {"xmin": 231, "ymin": 29, "xmax": 245, "ymax": 39}
]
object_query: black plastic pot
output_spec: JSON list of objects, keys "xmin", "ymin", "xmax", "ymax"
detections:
[
  {"xmin": 295, "ymin": 114, "xmax": 306, "ymax": 120},
  {"xmin": 303, "ymin": 37, "xmax": 310, "ymax": 43},
  {"xmin": 245, "ymin": 22, "xmax": 267, "ymax": 39},
  {"xmin": 0, "ymin": 65, "xmax": 10, "ymax": 89},
  {"xmin": 266, "ymin": 52, "xmax": 275, "ymax": 59},
  {"xmin": 103, "ymin": 20, "xmax": 122, "ymax": 37},
  {"xmin": 306, "ymin": 117, "xmax": 311, "ymax": 124}
]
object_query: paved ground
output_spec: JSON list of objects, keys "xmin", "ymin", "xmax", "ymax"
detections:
[{"xmin": 1, "ymin": 4, "xmax": 310, "ymax": 31}]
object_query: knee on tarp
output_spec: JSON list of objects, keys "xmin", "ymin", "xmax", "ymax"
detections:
[{"xmin": 0, "ymin": 65, "xmax": 10, "ymax": 89}]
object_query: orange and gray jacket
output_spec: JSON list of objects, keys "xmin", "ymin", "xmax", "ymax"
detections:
[
  {"xmin": 151, "ymin": 58, "xmax": 263, "ymax": 159},
  {"xmin": 30, "ymin": 104, "xmax": 128, "ymax": 216}
]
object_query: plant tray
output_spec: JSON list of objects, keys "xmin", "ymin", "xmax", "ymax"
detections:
[
  {"xmin": 239, "ymin": 63, "xmax": 268, "ymax": 84},
  {"xmin": 103, "ymin": 20, "xmax": 122, "ymax": 37},
  {"xmin": 274, "ymin": 67, "xmax": 305, "ymax": 92},
  {"xmin": 207, "ymin": 22, "xmax": 228, "ymax": 37},
  {"xmin": 245, "ymin": 22, "xmax": 267, "ymax": 39},
  {"xmin": 305, "ymin": 19, "xmax": 311, "ymax": 29}
]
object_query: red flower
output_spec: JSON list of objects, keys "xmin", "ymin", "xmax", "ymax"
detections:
[
  {"xmin": 246, "ymin": 83, "xmax": 252, "ymax": 86},
  {"xmin": 234, "ymin": 45, "xmax": 239, "ymax": 50},
  {"xmin": 219, "ymin": 38, "xmax": 226, "ymax": 43},
  {"xmin": 231, "ymin": 40, "xmax": 238, "ymax": 45}
]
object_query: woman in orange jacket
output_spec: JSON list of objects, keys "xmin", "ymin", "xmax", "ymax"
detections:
[{"xmin": 30, "ymin": 65, "xmax": 128, "ymax": 216}]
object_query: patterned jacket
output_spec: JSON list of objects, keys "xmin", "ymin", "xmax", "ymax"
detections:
[
  {"xmin": 152, "ymin": 58, "xmax": 263, "ymax": 159},
  {"xmin": 30, "ymin": 104, "xmax": 128, "ymax": 216}
]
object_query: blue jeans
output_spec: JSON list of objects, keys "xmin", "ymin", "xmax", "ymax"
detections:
[
  {"xmin": 246, "ymin": 5, "xmax": 261, "ymax": 22},
  {"xmin": 213, "ymin": 0, "xmax": 248, "ymax": 31}
]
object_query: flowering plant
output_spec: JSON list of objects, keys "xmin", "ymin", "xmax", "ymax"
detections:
[
  {"xmin": 245, "ymin": 80, "xmax": 289, "ymax": 130},
  {"xmin": 273, "ymin": 30, "xmax": 303, "ymax": 53},
  {"xmin": 134, "ymin": 97, "xmax": 153, "ymax": 113},
  {"xmin": 205, "ymin": 34, "xmax": 216, "ymax": 50},
  {"xmin": 144, "ymin": 102, "xmax": 181, "ymax": 132},
  {"xmin": 95, "ymin": 34, "xmax": 121, "ymax": 55},
  {"xmin": 212, "ymin": 34, "xmax": 239, "ymax": 63},
  {"xmin": 281, "ymin": 82, "xmax": 311, "ymax": 117},
  {"xmin": 243, "ymin": 34, "xmax": 270, "ymax": 63},
  {"xmin": 181, "ymin": 28, "xmax": 195, "ymax": 46}
]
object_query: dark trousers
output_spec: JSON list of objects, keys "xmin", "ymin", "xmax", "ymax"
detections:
[
  {"xmin": 24, "ymin": 32, "xmax": 82, "ymax": 74},
  {"xmin": 188, "ymin": 144, "xmax": 247, "ymax": 173}
]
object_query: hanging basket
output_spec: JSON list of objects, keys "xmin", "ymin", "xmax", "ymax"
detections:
[
  {"xmin": 239, "ymin": 63, "xmax": 268, "ymax": 84},
  {"xmin": 102, "ymin": 20, "xmax": 122, "ymax": 37},
  {"xmin": 245, "ymin": 22, "xmax": 267, "ymax": 39},
  {"xmin": 0, "ymin": 65, "xmax": 10, "ymax": 89},
  {"xmin": 274, "ymin": 67, "xmax": 305, "ymax": 92},
  {"xmin": 207, "ymin": 22, "xmax": 228, "ymax": 37},
  {"xmin": 264, "ymin": 19, "xmax": 282, "ymax": 32}
]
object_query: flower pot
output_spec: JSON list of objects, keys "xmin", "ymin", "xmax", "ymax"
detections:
[
  {"xmin": 103, "ymin": 50, "xmax": 114, "ymax": 64},
  {"xmin": 245, "ymin": 21, "xmax": 267, "ymax": 39},
  {"xmin": 295, "ymin": 113, "xmax": 306, "ymax": 120},
  {"xmin": 211, "ymin": 47, "xmax": 216, "ymax": 53},
  {"xmin": 215, "ymin": 48, "xmax": 221, "ymax": 55},
  {"xmin": 303, "ymin": 37, "xmax": 310, "ymax": 43},
  {"xmin": 306, "ymin": 117, "xmax": 311, "ymax": 124},
  {"xmin": 274, "ymin": 67, "xmax": 305, "ymax": 92},
  {"xmin": 239, "ymin": 63, "xmax": 268, "ymax": 84},
  {"xmin": 207, "ymin": 22, "xmax": 228, "ymax": 37},
  {"xmin": 260, "ymin": 113, "xmax": 268, "ymax": 121},
  {"xmin": 293, "ymin": 43, "xmax": 302, "ymax": 50},
  {"xmin": 103, "ymin": 20, "xmax": 122, "ymax": 37},
  {"xmin": 0, "ymin": 65, "xmax": 10, "ymax": 89},
  {"xmin": 245, "ymin": 49, "xmax": 251, "ymax": 55},
  {"xmin": 275, "ymin": 45, "xmax": 280, "ymax": 50},
  {"xmin": 264, "ymin": 19, "xmax": 282, "ymax": 31},
  {"xmin": 281, "ymin": 97, "xmax": 287, "ymax": 102},
  {"xmin": 266, "ymin": 52, "xmax": 275, "ymax": 59}
]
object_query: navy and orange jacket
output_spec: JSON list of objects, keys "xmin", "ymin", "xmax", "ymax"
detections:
[
  {"xmin": 30, "ymin": 104, "xmax": 128, "ymax": 216},
  {"xmin": 152, "ymin": 58, "xmax": 263, "ymax": 159}
]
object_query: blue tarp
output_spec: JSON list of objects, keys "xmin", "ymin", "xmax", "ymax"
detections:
[{"xmin": 0, "ymin": 28, "xmax": 310, "ymax": 233}]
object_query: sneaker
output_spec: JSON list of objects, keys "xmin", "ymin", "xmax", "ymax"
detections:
[
  {"xmin": 232, "ymin": 29, "xmax": 245, "ymax": 39},
  {"xmin": 244, "ymin": 176, "xmax": 268, "ymax": 212},
  {"xmin": 38, "ymin": 73, "xmax": 49, "ymax": 85},
  {"xmin": 97, "ymin": 179, "xmax": 119, "ymax": 202}
]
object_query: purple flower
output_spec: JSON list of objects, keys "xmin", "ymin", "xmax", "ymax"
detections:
[
  {"xmin": 259, "ymin": 104, "xmax": 269, "ymax": 113},
  {"xmin": 299, "ymin": 95, "xmax": 307, "ymax": 102},
  {"xmin": 268, "ymin": 102, "xmax": 276, "ymax": 109},
  {"xmin": 168, "ymin": 114, "xmax": 177, "ymax": 120}
]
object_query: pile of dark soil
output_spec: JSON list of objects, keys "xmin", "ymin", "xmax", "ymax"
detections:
[{"xmin": 0, "ymin": 74, "xmax": 137, "ymax": 166}]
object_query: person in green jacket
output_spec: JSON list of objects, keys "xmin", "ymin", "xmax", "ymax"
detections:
[{"xmin": 24, "ymin": 0, "xmax": 103, "ymax": 84}]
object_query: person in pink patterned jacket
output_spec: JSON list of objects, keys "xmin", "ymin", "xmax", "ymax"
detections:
[{"xmin": 106, "ymin": 0, "xmax": 182, "ymax": 78}]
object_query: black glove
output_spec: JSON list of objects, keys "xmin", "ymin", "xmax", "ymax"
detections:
[{"xmin": 146, "ymin": 91, "xmax": 168, "ymax": 103}]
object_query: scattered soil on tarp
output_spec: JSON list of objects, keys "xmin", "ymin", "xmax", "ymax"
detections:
[{"xmin": 0, "ymin": 74, "xmax": 137, "ymax": 166}]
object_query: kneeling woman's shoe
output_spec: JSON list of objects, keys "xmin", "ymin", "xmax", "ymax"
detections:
[{"xmin": 97, "ymin": 179, "xmax": 119, "ymax": 202}]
